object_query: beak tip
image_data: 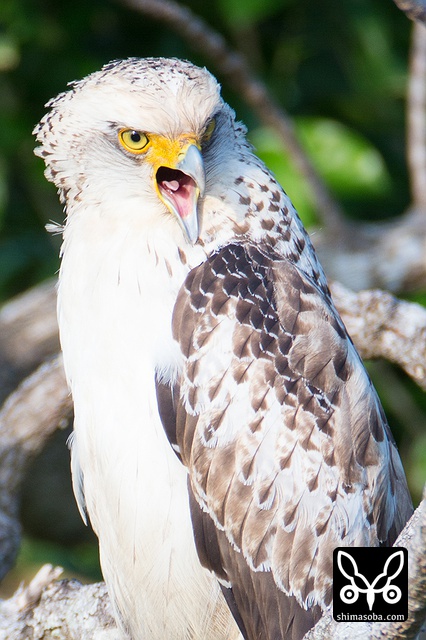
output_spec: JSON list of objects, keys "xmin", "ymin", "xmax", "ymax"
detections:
[{"xmin": 181, "ymin": 214, "xmax": 199, "ymax": 245}]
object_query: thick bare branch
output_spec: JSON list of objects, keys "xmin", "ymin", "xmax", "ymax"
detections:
[
  {"xmin": 314, "ymin": 212, "xmax": 426, "ymax": 293},
  {"xmin": 0, "ymin": 355, "xmax": 72, "ymax": 579},
  {"xmin": 0, "ymin": 279, "xmax": 59, "ymax": 403},
  {"xmin": 329, "ymin": 280, "xmax": 426, "ymax": 389},
  {"xmin": 0, "ymin": 565, "xmax": 119, "ymax": 639}
]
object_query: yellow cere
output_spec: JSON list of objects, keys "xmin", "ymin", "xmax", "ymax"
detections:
[
  {"xmin": 120, "ymin": 131, "xmax": 200, "ymax": 168},
  {"xmin": 118, "ymin": 125, "xmax": 213, "ymax": 166}
]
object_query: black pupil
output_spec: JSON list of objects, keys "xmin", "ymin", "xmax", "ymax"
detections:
[{"xmin": 131, "ymin": 131, "xmax": 141, "ymax": 143}]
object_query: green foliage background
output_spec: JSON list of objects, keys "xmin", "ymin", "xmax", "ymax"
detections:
[{"xmin": 0, "ymin": 0, "xmax": 423, "ymax": 590}]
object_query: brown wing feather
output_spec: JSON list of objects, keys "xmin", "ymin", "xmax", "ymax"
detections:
[{"xmin": 171, "ymin": 242, "xmax": 413, "ymax": 640}]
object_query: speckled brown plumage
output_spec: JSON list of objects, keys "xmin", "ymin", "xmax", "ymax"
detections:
[{"xmin": 170, "ymin": 242, "xmax": 413, "ymax": 640}]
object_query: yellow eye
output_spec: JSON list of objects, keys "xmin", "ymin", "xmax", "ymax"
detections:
[
  {"xmin": 119, "ymin": 129, "xmax": 150, "ymax": 153},
  {"xmin": 202, "ymin": 118, "xmax": 216, "ymax": 144}
]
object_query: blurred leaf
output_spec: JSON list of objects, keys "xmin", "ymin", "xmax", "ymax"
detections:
[
  {"xmin": 297, "ymin": 117, "xmax": 391, "ymax": 198},
  {"xmin": 217, "ymin": 0, "xmax": 285, "ymax": 26},
  {"xmin": 351, "ymin": 10, "xmax": 407, "ymax": 97},
  {"xmin": 249, "ymin": 117, "xmax": 391, "ymax": 226},
  {"xmin": 0, "ymin": 34, "xmax": 20, "ymax": 71}
]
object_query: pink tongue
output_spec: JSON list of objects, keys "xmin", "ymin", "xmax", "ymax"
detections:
[{"xmin": 163, "ymin": 180, "xmax": 180, "ymax": 192}]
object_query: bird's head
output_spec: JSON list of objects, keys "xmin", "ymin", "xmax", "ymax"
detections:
[{"xmin": 34, "ymin": 57, "xmax": 243, "ymax": 245}]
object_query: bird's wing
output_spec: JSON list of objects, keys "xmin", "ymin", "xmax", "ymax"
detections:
[{"xmin": 164, "ymin": 242, "xmax": 412, "ymax": 640}]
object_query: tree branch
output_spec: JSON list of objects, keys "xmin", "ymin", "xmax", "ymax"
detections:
[
  {"xmin": 0, "ymin": 279, "xmax": 59, "ymax": 403},
  {"xmin": 329, "ymin": 281, "xmax": 426, "ymax": 390},
  {"xmin": 0, "ymin": 565, "xmax": 119, "ymax": 639},
  {"xmin": 0, "ymin": 355, "xmax": 72, "ymax": 579}
]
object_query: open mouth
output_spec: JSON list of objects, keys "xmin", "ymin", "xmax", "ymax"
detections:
[
  {"xmin": 154, "ymin": 144, "xmax": 204, "ymax": 244},
  {"xmin": 156, "ymin": 166, "xmax": 198, "ymax": 221}
]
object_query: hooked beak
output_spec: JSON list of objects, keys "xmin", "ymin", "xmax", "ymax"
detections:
[{"xmin": 155, "ymin": 143, "xmax": 205, "ymax": 244}]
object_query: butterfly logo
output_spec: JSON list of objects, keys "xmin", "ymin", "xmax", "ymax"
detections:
[{"xmin": 337, "ymin": 549, "xmax": 404, "ymax": 611}]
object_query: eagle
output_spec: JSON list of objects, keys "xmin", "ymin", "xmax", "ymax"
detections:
[{"xmin": 34, "ymin": 58, "xmax": 413, "ymax": 640}]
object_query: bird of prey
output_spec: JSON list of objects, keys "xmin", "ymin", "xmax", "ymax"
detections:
[{"xmin": 34, "ymin": 58, "xmax": 413, "ymax": 640}]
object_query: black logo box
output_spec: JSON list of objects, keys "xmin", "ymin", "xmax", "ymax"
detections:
[{"xmin": 333, "ymin": 547, "xmax": 408, "ymax": 621}]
